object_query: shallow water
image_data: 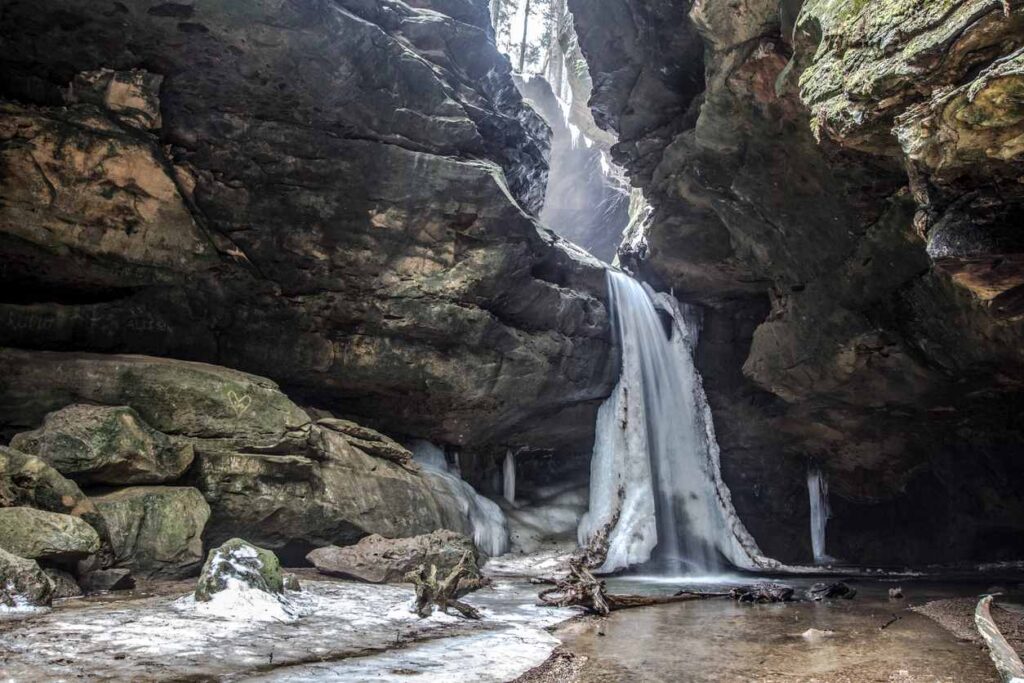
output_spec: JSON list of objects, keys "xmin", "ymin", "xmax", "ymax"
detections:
[{"xmin": 559, "ymin": 579, "xmax": 1012, "ymax": 682}]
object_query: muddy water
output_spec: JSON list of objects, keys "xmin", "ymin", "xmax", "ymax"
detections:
[{"xmin": 557, "ymin": 578, "xmax": 1003, "ymax": 682}]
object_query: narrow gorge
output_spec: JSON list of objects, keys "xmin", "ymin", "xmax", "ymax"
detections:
[{"xmin": 0, "ymin": 1, "xmax": 1022, "ymax": 681}]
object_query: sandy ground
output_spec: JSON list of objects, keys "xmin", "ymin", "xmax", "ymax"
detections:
[{"xmin": 912, "ymin": 596, "xmax": 1024, "ymax": 652}]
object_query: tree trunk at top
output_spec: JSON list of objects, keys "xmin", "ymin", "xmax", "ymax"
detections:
[
  {"xmin": 546, "ymin": 0, "xmax": 565, "ymax": 96},
  {"xmin": 518, "ymin": 0, "xmax": 531, "ymax": 73},
  {"xmin": 489, "ymin": 0, "xmax": 501, "ymax": 32}
]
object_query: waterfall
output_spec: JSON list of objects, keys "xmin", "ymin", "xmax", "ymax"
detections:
[
  {"xmin": 579, "ymin": 270, "xmax": 778, "ymax": 574},
  {"xmin": 503, "ymin": 450, "xmax": 516, "ymax": 504},
  {"xmin": 808, "ymin": 468, "xmax": 833, "ymax": 564},
  {"xmin": 409, "ymin": 440, "xmax": 510, "ymax": 557}
]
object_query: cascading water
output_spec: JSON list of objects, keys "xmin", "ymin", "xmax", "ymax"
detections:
[
  {"xmin": 808, "ymin": 467, "xmax": 833, "ymax": 564},
  {"xmin": 579, "ymin": 270, "xmax": 778, "ymax": 574},
  {"xmin": 409, "ymin": 440, "xmax": 510, "ymax": 557}
]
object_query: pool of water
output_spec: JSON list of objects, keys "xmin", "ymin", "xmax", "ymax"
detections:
[{"xmin": 557, "ymin": 577, "xmax": 1020, "ymax": 682}]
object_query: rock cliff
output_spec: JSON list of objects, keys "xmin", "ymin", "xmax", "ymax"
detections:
[
  {"xmin": 569, "ymin": 0, "xmax": 1024, "ymax": 564},
  {"xmin": 0, "ymin": 0, "xmax": 616, "ymax": 456}
]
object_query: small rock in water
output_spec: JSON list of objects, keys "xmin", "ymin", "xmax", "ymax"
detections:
[
  {"xmin": 283, "ymin": 573, "xmax": 302, "ymax": 592},
  {"xmin": 806, "ymin": 581, "xmax": 856, "ymax": 601},
  {"xmin": 888, "ymin": 586, "xmax": 904, "ymax": 600},
  {"xmin": 800, "ymin": 628, "xmax": 835, "ymax": 642}
]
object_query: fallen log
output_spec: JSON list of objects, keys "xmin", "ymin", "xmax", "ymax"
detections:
[
  {"xmin": 537, "ymin": 557, "xmax": 728, "ymax": 616},
  {"xmin": 975, "ymin": 595, "xmax": 1024, "ymax": 683},
  {"xmin": 730, "ymin": 583, "xmax": 794, "ymax": 603}
]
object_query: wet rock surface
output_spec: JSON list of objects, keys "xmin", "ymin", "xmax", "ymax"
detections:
[
  {"xmin": 569, "ymin": 0, "xmax": 1024, "ymax": 565},
  {"xmin": 307, "ymin": 530, "xmax": 481, "ymax": 584},
  {"xmin": 0, "ymin": 0, "xmax": 616, "ymax": 456}
]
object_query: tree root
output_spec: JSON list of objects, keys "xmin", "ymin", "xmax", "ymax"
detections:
[
  {"xmin": 404, "ymin": 551, "xmax": 482, "ymax": 620},
  {"xmin": 537, "ymin": 557, "xmax": 728, "ymax": 616}
]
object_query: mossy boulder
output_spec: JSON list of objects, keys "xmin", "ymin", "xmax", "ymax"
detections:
[
  {"xmin": 195, "ymin": 538, "xmax": 283, "ymax": 602},
  {"xmin": 0, "ymin": 446, "xmax": 114, "ymax": 565},
  {"xmin": 0, "ymin": 350, "xmax": 311, "ymax": 449},
  {"xmin": 0, "ymin": 546, "xmax": 53, "ymax": 608},
  {"xmin": 0, "ymin": 507, "xmax": 100, "ymax": 564},
  {"xmin": 93, "ymin": 486, "xmax": 210, "ymax": 578},
  {"xmin": 11, "ymin": 404, "xmax": 194, "ymax": 485}
]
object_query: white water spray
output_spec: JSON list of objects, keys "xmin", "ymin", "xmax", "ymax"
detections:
[
  {"xmin": 503, "ymin": 450, "xmax": 516, "ymax": 504},
  {"xmin": 579, "ymin": 270, "xmax": 778, "ymax": 574},
  {"xmin": 808, "ymin": 468, "xmax": 833, "ymax": 564}
]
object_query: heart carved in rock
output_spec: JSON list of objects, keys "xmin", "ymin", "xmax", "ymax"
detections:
[{"xmin": 227, "ymin": 390, "xmax": 253, "ymax": 418}]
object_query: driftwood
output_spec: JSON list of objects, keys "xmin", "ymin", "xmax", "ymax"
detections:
[
  {"xmin": 806, "ymin": 581, "xmax": 857, "ymax": 601},
  {"xmin": 537, "ymin": 558, "xmax": 727, "ymax": 616},
  {"xmin": 730, "ymin": 583, "xmax": 795, "ymax": 603},
  {"xmin": 404, "ymin": 551, "xmax": 481, "ymax": 620},
  {"xmin": 975, "ymin": 595, "xmax": 1024, "ymax": 683}
]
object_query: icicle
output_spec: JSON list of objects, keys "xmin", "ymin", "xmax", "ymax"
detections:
[
  {"xmin": 808, "ymin": 468, "xmax": 833, "ymax": 564},
  {"xmin": 503, "ymin": 449, "xmax": 516, "ymax": 504}
]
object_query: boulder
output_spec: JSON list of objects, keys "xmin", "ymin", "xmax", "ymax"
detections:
[
  {"xmin": 11, "ymin": 404, "xmax": 194, "ymax": 485},
  {"xmin": 0, "ymin": 547, "xmax": 53, "ymax": 608},
  {"xmin": 0, "ymin": 353, "xmax": 477, "ymax": 563},
  {"xmin": 0, "ymin": 350, "xmax": 311, "ymax": 450},
  {"xmin": 0, "ymin": 507, "xmax": 100, "ymax": 564},
  {"xmin": 306, "ymin": 530, "xmax": 480, "ymax": 584},
  {"xmin": 195, "ymin": 538, "xmax": 283, "ymax": 602},
  {"xmin": 92, "ymin": 486, "xmax": 210, "ymax": 579},
  {"xmin": 0, "ymin": 446, "xmax": 114, "ymax": 565},
  {"xmin": 79, "ymin": 568, "xmax": 135, "ymax": 594},
  {"xmin": 0, "ymin": 446, "xmax": 100, "ymax": 520},
  {"xmin": 43, "ymin": 568, "xmax": 82, "ymax": 599},
  {"xmin": 191, "ymin": 427, "xmax": 453, "ymax": 559}
]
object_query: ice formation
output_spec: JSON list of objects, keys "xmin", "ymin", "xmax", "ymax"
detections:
[
  {"xmin": 410, "ymin": 441, "xmax": 510, "ymax": 557},
  {"xmin": 503, "ymin": 450, "xmax": 516, "ymax": 505},
  {"xmin": 579, "ymin": 270, "xmax": 779, "ymax": 573},
  {"xmin": 808, "ymin": 468, "xmax": 833, "ymax": 564}
]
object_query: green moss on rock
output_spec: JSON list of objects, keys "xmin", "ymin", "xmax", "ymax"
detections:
[{"xmin": 194, "ymin": 538, "xmax": 283, "ymax": 602}]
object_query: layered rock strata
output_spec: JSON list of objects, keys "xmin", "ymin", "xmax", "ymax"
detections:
[
  {"xmin": 569, "ymin": 0, "xmax": 1024, "ymax": 564},
  {"xmin": 0, "ymin": 0, "xmax": 616, "ymax": 457}
]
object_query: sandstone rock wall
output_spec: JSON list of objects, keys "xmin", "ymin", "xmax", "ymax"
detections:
[
  {"xmin": 0, "ymin": 0, "xmax": 616, "ymax": 456},
  {"xmin": 569, "ymin": 0, "xmax": 1024, "ymax": 564}
]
